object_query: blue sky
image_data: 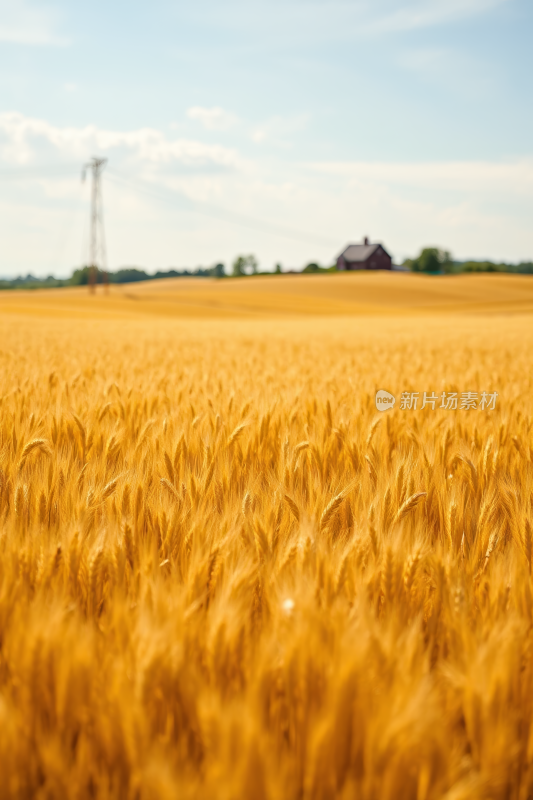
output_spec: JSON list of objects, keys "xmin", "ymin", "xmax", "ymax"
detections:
[{"xmin": 0, "ymin": 0, "xmax": 532, "ymax": 276}]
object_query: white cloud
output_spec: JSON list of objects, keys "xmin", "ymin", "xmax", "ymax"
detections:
[
  {"xmin": 251, "ymin": 115, "xmax": 309, "ymax": 147},
  {"xmin": 360, "ymin": 0, "xmax": 510, "ymax": 34},
  {"xmin": 301, "ymin": 158, "xmax": 533, "ymax": 262},
  {"xmin": 0, "ymin": 0, "xmax": 67, "ymax": 45},
  {"xmin": 308, "ymin": 159, "xmax": 533, "ymax": 197},
  {"xmin": 396, "ymin": 46, "xmax": 496, "ymax": 98},
  {"xmin": 186, "ymin": 106, "xmax": 238, "ymax": 131},
  {"xmin": 0, "ymin": 111, "xmax": 531, "ymax": 275},
  {"xmin": 187, "ymin": 0, "xmax": 510, "ymax": 44},
  {"xmin": 0, "ymin": 112, "xmax": 244, "ymax": 171}
]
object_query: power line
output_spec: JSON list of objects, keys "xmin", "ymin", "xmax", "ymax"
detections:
[
  {"xmin": 46, "ymin": 180, "xmax": 86, "ymax": 276},
  {"xmin": 0, "ymin": 161, "xmax": 339, "ymax": 262},
  {"xmin": 0, "ymin": 165, "xmax": 80, "ymax": 179},
  {"xmin": 105, "ymin": 169, "xmax": 338, "ymax": 248}
]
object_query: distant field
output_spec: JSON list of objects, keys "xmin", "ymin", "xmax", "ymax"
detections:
[{"xmin": 0, "ymin": 271, "xmax": 532, "ymax": 318}]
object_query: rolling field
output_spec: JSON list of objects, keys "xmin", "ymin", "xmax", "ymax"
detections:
[
  {"xmin": 1, "ymin": 271, "xmax": 533, "ymax": 318},
  {"xmin": 0, "ymin": 274, "xmax": 532, "ymax": 799}
]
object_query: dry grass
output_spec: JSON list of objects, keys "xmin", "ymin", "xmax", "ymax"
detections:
[{"xmin": 0, "ymin": 295, "xmax": 532, "ymax": 799}]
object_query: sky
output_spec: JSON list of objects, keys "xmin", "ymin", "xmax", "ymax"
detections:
[{"xmin": 0, "ymin": 0, "xmax": 532, "ymax": 277}]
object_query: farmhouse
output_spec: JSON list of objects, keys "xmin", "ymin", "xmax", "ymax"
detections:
[{"xmin": 336, "ymin": 238, "xmax": 392, "ymax": 271}]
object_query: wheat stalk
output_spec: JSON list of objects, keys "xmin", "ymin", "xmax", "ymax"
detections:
[
  {"xmin": 18, "ymin": 438, "xmax": 52, "ymax": 471},
  {"xmin": 320, "ymin": 483, "xmax": 354, "ymax": 531},
  {"xmin": 161, "ymin": 477, "xmax": 180, "ymax": 503},
  {"xmin": 284, "ymin": 494, "xmax": 300, "ymax": 523},
  {"xmin": 394, "ymin": 492, "xmax": 427, "ymax": 524}
]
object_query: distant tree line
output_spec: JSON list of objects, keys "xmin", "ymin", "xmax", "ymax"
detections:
[
  {"xmin": 69, "ymin": 265, "xmax": 227, "ymax": 284},
  {"xmin": 0, "ymin": 256, "xmax": 338, "ymax": 290},
  {"xmin": 403, "ymin": 247, "xmax": 533, "ymax": 274},
  {"xmin": 301, "ymin": 262, "xmax": 337, "ymax": 274},
  {"xmin": 0, "ymin": 264, "xmax": 227, "ymax": 291},
  {"xmin": 1, "ymin": 249, "xmax": 531, "ymax": 290}
]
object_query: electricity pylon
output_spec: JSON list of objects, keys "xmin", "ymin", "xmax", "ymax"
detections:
[{"xmin": 82, "ymin": 157, "xmax": 108, "ymax": 293}]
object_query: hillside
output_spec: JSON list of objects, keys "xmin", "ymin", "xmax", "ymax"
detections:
[{"xmin": 0, "ymin": 272, "xmax": 532, "ymax": 319}]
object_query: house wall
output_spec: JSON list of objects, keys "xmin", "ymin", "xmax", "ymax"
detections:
[
  {"xmin": 366, "ymin": 249, "xmax": 392, "ymax": 270},
  {"xmin": 344, "ymin": 251, "xmax": 392, "ymax": 271},
  {"xmin": 345, "ymin": 261, "xmax": 365, "ymax": 270},
  {"xmin": 337, "ymin": 247, "xmax": 393, "ymax": 271}
]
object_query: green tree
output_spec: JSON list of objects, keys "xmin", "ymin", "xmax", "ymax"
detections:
[
  {"xmin": 407, "ymin": 248, "xmax": 453, "ymax": 274},
  {"xmin": 232, "ymin": 256, "xmax": 245, "ymax": 277},
  {"xmin": 462, "ymin": 261, "xmax": 502, "ymax": 273},
  {"xmin": 275, "ymin": 263, "xmax": 282, "ymax": 274},
  {"xmin": 212, "ymin": 263, "xmax": 225, "ymax": 278},
  {"xmin": 232, "ymin": 254, "xmax": 258, "ymax": 276},
  {"xmin": 112, "ymin": 268, "xmax": 149, "ymax": 283},
  {"xmin": 70, "ymin": 266, "xmax": 92, "ymax": 285}
]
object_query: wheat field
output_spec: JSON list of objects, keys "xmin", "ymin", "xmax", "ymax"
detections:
[{"xmin": 1, "ymin": 276, "xmax": 533, "ymax": 799}]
